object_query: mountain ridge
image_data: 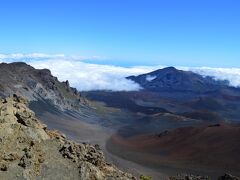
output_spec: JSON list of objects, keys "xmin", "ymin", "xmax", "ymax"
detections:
[{"xmin": 0, "ymin": 62, "xmax": 87, "ymax": 111}]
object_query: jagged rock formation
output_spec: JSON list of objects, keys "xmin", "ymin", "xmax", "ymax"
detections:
[
  {"xmin": 0, "ymin": 95, "xmax": 135, "ymax": 180},
  {"xmin": 0, "ymin": 62, "xmax": 87, "ymax": 111}
]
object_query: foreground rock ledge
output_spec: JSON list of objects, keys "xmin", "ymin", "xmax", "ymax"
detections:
[{"xmin": 0, "ymin": 95, "xmax": 135, "ymax": 180}]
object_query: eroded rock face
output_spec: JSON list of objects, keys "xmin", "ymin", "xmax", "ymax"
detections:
[
  {"xmin": 0, "ymin": 95, "xmax": 135, "ymax": 180},
  {"xmin": 0, "ymin": 62, "xmax": 87, "ymax": 111}
]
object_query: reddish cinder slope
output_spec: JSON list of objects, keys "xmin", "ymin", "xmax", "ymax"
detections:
[{"xmin": 108, "ymin": 123, "xmax": 240, "ymax": 175}]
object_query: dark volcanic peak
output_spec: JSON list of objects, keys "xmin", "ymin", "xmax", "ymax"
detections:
[
  {"xmin": 127, "ymin": 67, "xmax": 229, "ymax": 93},
  {"xmin": 154, "ymin": 66, "xmax": 178, "ymax": 72}
]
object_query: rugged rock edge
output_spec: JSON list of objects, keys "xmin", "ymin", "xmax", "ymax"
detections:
[{"xmin": 0, "ymin": 94, "xmax": 135, "ymax": 180}]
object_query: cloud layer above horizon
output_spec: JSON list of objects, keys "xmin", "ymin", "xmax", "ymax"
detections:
[{"xmin": 1, "ymin": 53, "xmax": 240, "ymax": 91}]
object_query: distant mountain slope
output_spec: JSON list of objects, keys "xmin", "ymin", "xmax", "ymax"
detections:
[
  {"xmin": 127, "ymin": 67, "xmax": 229, "ymax": 93},
  {"xmin": 0, "ymin": 62, "xmax": 87, "ymax": 111}
]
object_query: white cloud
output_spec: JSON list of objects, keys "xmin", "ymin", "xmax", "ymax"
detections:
[
  {"xmin": 0, "ymin": 53, "xmax": 103, "ymax": 62},
  {"xmin": 178, "ymin": 67, "xmax": 240, "ymax": 87},
  {"xmin": 0, "ymin": 53, "xmax": 146, "ymax": 91},
  {"xmin": 146, "ymin": 75, "xmax": 157, "ymax": 82},
  {"xmin": 0, "ymin": 53, "xmax": 65, "ymax": 61},
  {"xmin": 29, "ymin": 59, "xmax": 150, "ymax": 91},
  {"xmin": 0, "ymin": 53, "xmax": 240, "ymax": 91}
]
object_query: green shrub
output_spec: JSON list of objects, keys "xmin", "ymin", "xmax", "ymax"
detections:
[{"xmin": 140, "ymin": 175, "xmax": 152, "ymax": 180}]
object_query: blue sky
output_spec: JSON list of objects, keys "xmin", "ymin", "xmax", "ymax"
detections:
[{"xmin": 0, "ymin": 0, "xmax": 239, "ymax": 67}]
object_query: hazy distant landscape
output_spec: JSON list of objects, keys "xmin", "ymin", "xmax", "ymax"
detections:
[{"xmin": 0, "ymin": 1, "xmax": 240, "ymax": 179}]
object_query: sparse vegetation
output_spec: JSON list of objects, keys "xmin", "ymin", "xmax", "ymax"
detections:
[{"xmin": 140, "ymin": 175, "xmax": 152, "ymax": 180}]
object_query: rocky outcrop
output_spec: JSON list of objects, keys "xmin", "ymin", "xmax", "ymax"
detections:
[{"xmin": 0, "ymin": 95, "xmax": 135, "ymax": 180}]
